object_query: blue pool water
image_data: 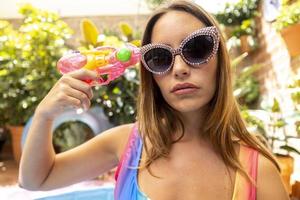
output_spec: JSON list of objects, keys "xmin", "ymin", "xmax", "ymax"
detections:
[{"xmin": 36, "ymin": 187, "xmax": 114, "ymax": 200}]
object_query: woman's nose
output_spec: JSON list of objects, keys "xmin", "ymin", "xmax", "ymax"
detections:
[{"xmin": 172, "ymin": 54, "xmax": 191, "ymax": 78}]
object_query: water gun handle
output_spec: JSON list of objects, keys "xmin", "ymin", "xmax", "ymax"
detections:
[{"xmin": 57, "ymin": 44, "xmax": 141, "ymax": 86}]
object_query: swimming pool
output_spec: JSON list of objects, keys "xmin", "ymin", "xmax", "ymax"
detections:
[{"xmin": 36, "ymin": 186, "xmax": 114, "ymax": 200}]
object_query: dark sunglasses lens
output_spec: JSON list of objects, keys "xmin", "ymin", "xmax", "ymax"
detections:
[
  {"xmin": 183, "ymin": 35, "xmax": 214, "ymax": 63},
  {"xmin": 144, "ymin": 48, "xmax": 172, "ymax": 73}
]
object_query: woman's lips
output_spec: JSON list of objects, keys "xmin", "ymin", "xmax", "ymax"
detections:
[
  {"xmin": 172, "ymin": 87, "xmax": 199, "ymax": 95},
  {"xmin": 171, "ymin": 83, "xmax": 199, "ymax": 95}
]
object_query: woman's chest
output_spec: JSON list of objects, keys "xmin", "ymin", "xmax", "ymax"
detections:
[{"xmin": 137, "ymin": 145, "xmax": 236, "ymax": 200}]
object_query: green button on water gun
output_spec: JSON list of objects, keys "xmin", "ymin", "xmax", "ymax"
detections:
[{"xmin": 116, "ymin": 48, "xmax": 132, "ymax": 62}]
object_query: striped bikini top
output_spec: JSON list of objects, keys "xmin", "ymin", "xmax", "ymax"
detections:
[{"xmin": 114, "ymin": 124, "xmax": 259, "ymax": 200}]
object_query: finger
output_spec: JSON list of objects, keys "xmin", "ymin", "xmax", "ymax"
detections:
[
  {"xmin": 69, "ymin": 68, "xmax": 98, "ymax": 81},
  {"xmin": 61, "ymin": 95, "xmax": 82, "ymax": 109},
  {"xmin": 60, "ymin": 84, "xmax": 91, "ymax": 108},
  {"xmin": 61, "ymin": 76, "xmax": 94, "ymax": 99}
]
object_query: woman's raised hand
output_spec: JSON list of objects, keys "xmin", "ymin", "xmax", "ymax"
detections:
[{"xmin": 36, "ymin": 69, "xmax": 98, "ymax": 120}]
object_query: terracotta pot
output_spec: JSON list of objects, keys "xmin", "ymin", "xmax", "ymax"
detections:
[
  {"xmin": 7, "ymin": 125, "xmax": 24, "ymax": 164},
  {"xmin": 292, "ymin": 181, "xmax": 300, "ymax": 199},
  {"xmin": 280, "ymin": 23, "xmax": 300, "ymax": 57},
  {"xmin": 276, "ymin": 154, "xmax": 294, "ymax": 195}
]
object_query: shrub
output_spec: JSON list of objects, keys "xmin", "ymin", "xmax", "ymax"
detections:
[
  {"xmin": 273, "ymin": 1, "xmax": 300, "ymax": 31},
  {"xmin": 0, "ymin": 4, "xmax": 73, "ymax": 125}
]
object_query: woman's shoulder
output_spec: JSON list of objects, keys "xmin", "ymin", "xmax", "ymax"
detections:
[
  {"xmin": 113, "ymin": 123, "xmax": 136, "ymax": 155},
  {"xmin": 97, "ymin": 123, "xmax": 135, "ymax": 143},
  {"xmin": 235, "ymin": 146, "xmax": 289, "ymax": 200},
  {"xmin": 95, "ymin": 123, "xmax": 136, "ymax": 161},
  {"xmin": 256, "ymin": 153, "xmax": 290, "ymax": 200},
  {"xmin": 102, "ymin": 123, "xmax": 135, "ymax": 135}
]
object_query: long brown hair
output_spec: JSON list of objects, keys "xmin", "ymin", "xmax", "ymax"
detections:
[{"xmin": 136, "ymin": 0, "xmax": 279, "ymax": 183}]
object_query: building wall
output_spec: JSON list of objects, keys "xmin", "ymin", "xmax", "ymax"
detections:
[
  {"xmin": 252, "ymin": 16, "xmax": 299, "ymax": 112},
  {"xmin": 250, "ymin": 13, "xmax": 300, "ymax": 184}
]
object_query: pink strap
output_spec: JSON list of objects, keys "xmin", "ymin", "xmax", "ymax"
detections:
[
  {"xmin": 248, "ymin": 147, "xmax": 259, "ymax": 200},
  {"xmin": 114, "ymin": 124, "xmax": 137, "ymax": 181},
  {"xmin": 241, "ymin": 145, "xmax": 259, "ymax": 200}
]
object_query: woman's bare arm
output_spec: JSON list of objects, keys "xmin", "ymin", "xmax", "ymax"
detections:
[
  {"xmin": 257, "ymin": 154, "xmax": 290, "ymax": 200},
  {"xmin": 18, "ymin": 113, "xmax": 55, "ymax": 190},
  {"xmin": 19, "ymin": 121, "xmax": 132, "ymax": 191},
  {"xmin": 18, "ymin": 69, "xmax": 132, "ymax": 190}
]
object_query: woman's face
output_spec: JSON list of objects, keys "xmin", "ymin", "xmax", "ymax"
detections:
[{"xmin": 151, "ymin": 11, "xmax": 218, "ymax": 115}]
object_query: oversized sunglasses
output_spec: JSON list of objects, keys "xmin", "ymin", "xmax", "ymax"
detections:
[{"xmin": 140, "ymin": 26, "xmax": 220, "ymax": 75}]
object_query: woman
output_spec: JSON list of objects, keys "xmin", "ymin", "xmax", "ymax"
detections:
[{"xmin": 19, "ymin": 1, "xmax": 289, "ymax": 199}]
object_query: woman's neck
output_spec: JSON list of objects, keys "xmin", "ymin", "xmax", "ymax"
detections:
[{"xmin": 177, "ymin": 107, "xmax": 208, "ymax": 140}]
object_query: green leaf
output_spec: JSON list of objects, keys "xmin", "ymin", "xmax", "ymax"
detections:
[
  {"xmin": 112, "ymin": 87, "xmax": 121, "ymax": 95},
  {"xmin": 231, "ymin": 52, "xmax": 248, "ymax": 69},
  {"xmin": 271, "ymin": 98, "xmax": 281, "ymax": 113},
  {"xmin": 280, "ymin": 145, "xmax": 300, "ymax": 155},
  {"xmin": 0, "ymin": 69, "xmax": 8, "ymax": 76},
  {"xmin": 80, "ymin": 19, "xmax": 99, "ymax": 46}
]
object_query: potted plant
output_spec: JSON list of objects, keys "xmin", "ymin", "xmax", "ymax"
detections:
[
  {"xmin": 215, "ymin": 0, "xmax": 260, "ymax": 27},
  {"xmin": 0, "ymin": 19, "xmax": 26, "ymax": 163},
  {"xmin": 244, "ymin": 98, "xmax": 300, "ymax": 194},
  {"xmin": 215, "ymin": 0, "xmax": 260, "ymax": 53},
  {"xmin": 268, "ymin": 98, "xmax": 300, "ymax": 194},
  {"xmin": 0, "ymin": 5, "xmax": 73, "ymax": 163},
  {"xmin": 215, "ymin": 0, "xmax": 259, "ymax": 53},
  {"xmin": 273, "ymin": 1, "xmax": 300, "ymax": 57},
  {"xmin": 232, "ymin": 19, "xmax": 258, "ymax": 53}
]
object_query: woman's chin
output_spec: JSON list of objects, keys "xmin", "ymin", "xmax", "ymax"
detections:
[{"xmin": 170, "ymin": 102, "xmax": 208, "ymax": 114}]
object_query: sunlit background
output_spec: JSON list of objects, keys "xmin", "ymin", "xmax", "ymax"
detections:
[
  {"xmin": 0, "ymin": 0, "xmax": 241, "ymax": 18},
  {"xmin": 0, "ymin": 0, "xmax": 300, "ymax": 199}
]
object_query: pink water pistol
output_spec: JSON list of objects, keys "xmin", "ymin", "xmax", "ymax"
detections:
[{"xmin": 57, "ymin": 44, "xmax": 141, "ymax": 85}]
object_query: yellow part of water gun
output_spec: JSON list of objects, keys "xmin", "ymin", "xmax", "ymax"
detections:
[{"xmin": 80, "ymin": 49, "xmax": 113, "ymax": 70}]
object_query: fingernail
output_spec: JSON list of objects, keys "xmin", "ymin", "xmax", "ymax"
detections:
[{"xmin": 83, "ymin": 103, "xmax": 89, "ymax": 111}]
